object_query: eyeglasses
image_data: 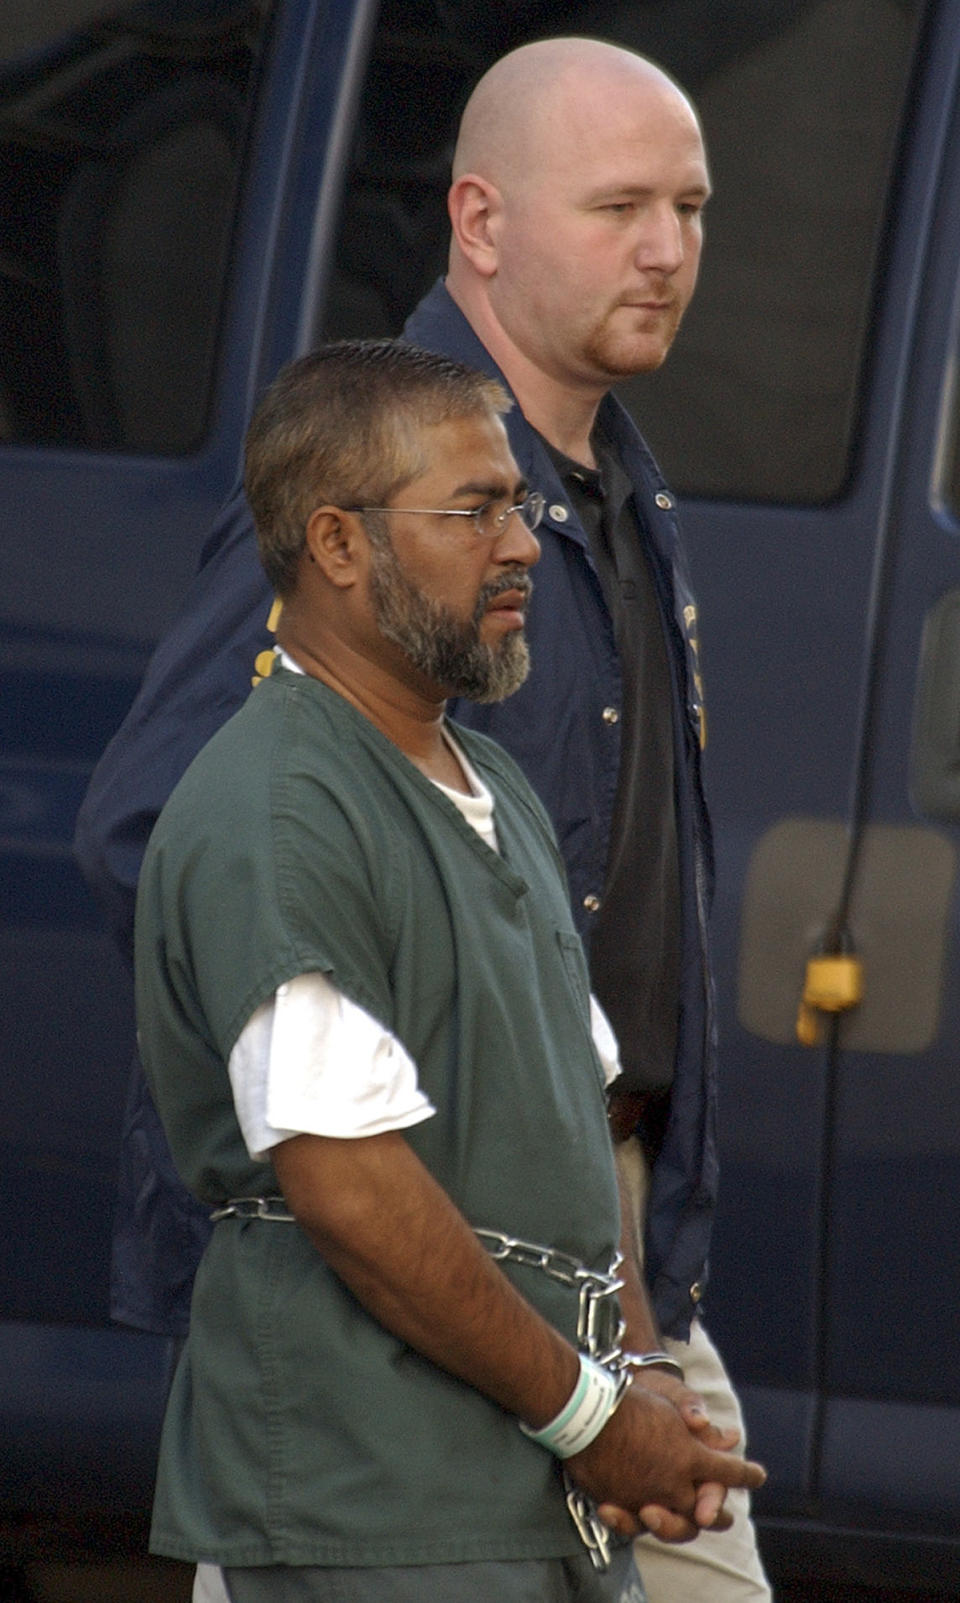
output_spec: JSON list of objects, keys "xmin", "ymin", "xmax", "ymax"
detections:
[{"xmin": 345, "ymin": 490, "xmax": 545, "ymax": 541}]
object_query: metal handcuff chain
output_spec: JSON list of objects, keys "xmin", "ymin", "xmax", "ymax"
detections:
[
  {"xmin": 210, "ymin": 1196, "xmax": 296, "ymax": 1223},
  {"xmin": 474, "ymin": 1227, "xmax": 635, "ymax": 1572},
  {"xmin": 474, "ymin": 1227, "xmax": 627, "ymax": 1363}
]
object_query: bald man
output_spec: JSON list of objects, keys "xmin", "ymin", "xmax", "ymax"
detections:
[{"xmin": 77, "ymin": 37, "xmax": 772, "ymax": 1603}]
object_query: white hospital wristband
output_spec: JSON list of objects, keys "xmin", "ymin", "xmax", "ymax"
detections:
[{"xmin": 519, "ymin": 1354, "xmax": 620, "ymax": 1459}]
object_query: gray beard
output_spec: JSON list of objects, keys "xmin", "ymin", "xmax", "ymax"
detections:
[{"xmin": 369, "ymin": 543, "xmax": 531, "ymax": 704}]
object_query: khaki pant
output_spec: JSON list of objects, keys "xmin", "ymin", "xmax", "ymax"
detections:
[{"xmin": 616, "ymin": 1138, "xmax": 772, "ymax": 1602}]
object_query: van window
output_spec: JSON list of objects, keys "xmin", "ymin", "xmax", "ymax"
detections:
[
  {"xmin": 321, "ymin": 0, "xmax": 926, "ymax": 505},
  {"xmin": 0, "ymin": 0, "xmax": 272, "ymax": 454}
]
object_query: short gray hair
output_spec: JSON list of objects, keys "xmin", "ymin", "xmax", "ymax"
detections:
[{"xmin": 244, "ymin": 339, "xmax": 511, "ymax": 595}]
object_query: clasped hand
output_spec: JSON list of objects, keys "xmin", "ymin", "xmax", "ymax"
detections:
[{"xmin": 566, "ymin": 1369, "xmax": 766, "ymax": 1546}]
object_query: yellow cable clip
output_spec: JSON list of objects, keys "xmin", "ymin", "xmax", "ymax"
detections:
[{"xmin": 796, "ymin": 952, "xmax": 864, "ymax": 1045}]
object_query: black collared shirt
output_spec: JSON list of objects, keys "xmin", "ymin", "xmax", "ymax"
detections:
[{"xmin": 543, "ymin": 430, "xmax": 680, "ymax": 1092}]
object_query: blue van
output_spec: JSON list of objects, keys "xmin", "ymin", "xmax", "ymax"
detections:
[{"xmin": 2, "ymin": 0, "xmax": 958, "ymax": 1591}]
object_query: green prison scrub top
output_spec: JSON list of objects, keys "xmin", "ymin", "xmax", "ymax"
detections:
[{"xmin": 135, "ymin": 668, "xmax": 622, "ymax": 1569}]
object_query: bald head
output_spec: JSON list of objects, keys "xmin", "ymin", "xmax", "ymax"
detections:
[
  {"xmin": 446, "ymin": 37, "xmax": 708, "ymax": 431},
  {"xmin": 452, "ymin": 37, "xmax": 700, "ymax": 195}
]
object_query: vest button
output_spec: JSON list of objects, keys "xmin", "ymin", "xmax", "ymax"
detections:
[
  {"xmin": 655, "ymin": 492, "xmax": 673, "ymax": 510},
  {"xmin": 602, "ymin": 706, "xmax": 620, "ymax": 724},
  {"xmin": 583, "ymin": 893, "xmax": 601, "ymax": 913},
  {"xmin": 690, "ymin": 1281, "xmax": 704, "ymax": 1304},
  {"xmin": 549, "ymin": 503, "xmax": 569, "ymax": 522}
]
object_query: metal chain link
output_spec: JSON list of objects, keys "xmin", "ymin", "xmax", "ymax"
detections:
[
  {"xmin": 474, "ymin": 1227, "xmax": 631, "ymax": 1571},
  {"xmin": 209, "ymin": 1196, "xmax": 295, "ymax": 1223},
  {"xmin": 474, "ymin": 1227, "xmax": 626, "ymax": 1363}
]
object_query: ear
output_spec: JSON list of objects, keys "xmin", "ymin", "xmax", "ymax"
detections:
[
  {"xmin": 448, "ymin": 173, "xmax": 502, "ymax": 279},
  {"xmin": 304, "ymin": 506, "xmax": 366, "ymax": 588}
]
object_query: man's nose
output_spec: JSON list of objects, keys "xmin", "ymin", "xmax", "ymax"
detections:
[
  {"xmin": 493, "ymin": 512, "xmax": 541, "ymax": 569},
  {"xmin": 634, "ymin": 202, "xmax": 684, "ymax": 274}
]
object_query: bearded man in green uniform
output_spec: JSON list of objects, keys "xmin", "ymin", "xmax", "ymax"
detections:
[{"xmin": 134, "ymin": 339, "xmax": 763, "ymax": 1603}]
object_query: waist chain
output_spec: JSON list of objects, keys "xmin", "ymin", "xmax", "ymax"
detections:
[{"xmin": 212, "ymin": 1198, "xmax": 628, "ymax": 1569}]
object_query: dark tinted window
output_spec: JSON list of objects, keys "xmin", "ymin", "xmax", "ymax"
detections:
[
  {"xmin": 0, "ymin": 0, "xmax": 272, "ymax": 453},
  {"xmin": 321, "ymin": 0, "xmax": 925, "ymax": 504}
]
